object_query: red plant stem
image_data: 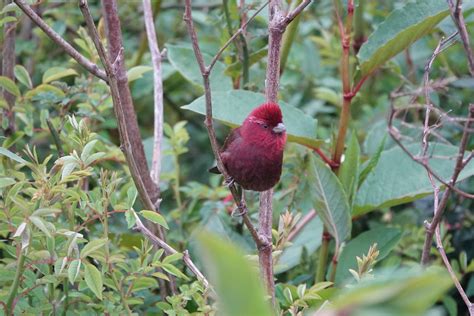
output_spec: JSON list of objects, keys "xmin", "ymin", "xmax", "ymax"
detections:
[{"xmin": 332, "ymin": 0, "xmax": 355, "ymax": 169}]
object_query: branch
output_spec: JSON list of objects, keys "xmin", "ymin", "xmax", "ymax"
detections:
[
  {"xmin": 142, "ymin": 0, "xmax": 164, "ymax": 188},
  {"xmin": 133, "ymin": 212, "xmax": 212, "ymax": 292},
  {"xmin": 78, "ymin": 0, "xmax": 165, "ymax": 238},
  {"xmin": 13, "ymin": 0, "xmax": 108, "ymax": 82},
  {"xmin": 2, "ymin": 0, "xmax": 16, "ymax": 136},
  {"xmin": 183, "ymin": 0, "xmax": 268, "ymax": 251},
  {"xmin": 99, "ymin": 0, "xmax": 161, "ymax": 206},
  {"xmin": 287, "ymin": 209, "xmax": 317, "ymax": 242},
  {"xmin": 447, "ymin": 0, "xmax": 474, "ymax": 76},
  {"xmin": 388, "ymin": 33, "xmax": 474, "ymax": 314}
]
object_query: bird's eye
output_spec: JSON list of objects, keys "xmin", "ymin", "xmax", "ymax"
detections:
[{"xmin": 262, "ymin": 124, "xmax": 268, "ymax": 129}]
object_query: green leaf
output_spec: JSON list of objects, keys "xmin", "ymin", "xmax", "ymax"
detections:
[
  {"xmin": 25, "ymin": 83, "xmax": 65, "ymax": 99},
  {"xmin": 84, "ymin": 263, "xmax": 103, "ymax": 300},
  {"xmin": 166, "ymin": 44, "xmax": 232, "ymax": 91},
  {"xmin": 162, "ymin": 252, "xmax": 183, "ymax": 264},
  {"xmin": 0, "ymin": 16, "xmax": 17, "ymax": 27},
  {"xmin": 0, "ymin": 147, "xmax": 27, "ymax": 164},
  {"xmin": 183, "ymin": 90, "xmax": 322, "ymax": 148},
  {"xmin": 196, "ymin": 232, "xmax": 273, "ymax": 316},
  {"xmin": 354, "ymin": 143, "xmax": 474, "ymax": 215},
  {"xmin": 0, "ymin": 177, "xmax": 16, "ymax": 189},
  {"xmin": 358, "ymin": 136, "xmax": 386, "ymax": 188},
  {"xmin": 80, "ymin": 139, "xmax": 98, "ymax": 162},
  {"xmin": 140, "ymin": 210, "xmax": 169, "ymax": 229},
  {"xmin": 14, "ymin": 65, "xmax": 33, "ymax": 89},
  {"xmin": 127, "ymin": 65, "xmax": 153, "ymax": 82},
  {"xmin": 30, "ymin": 215, "xmax": 52, "ymax": 238},
  {"xmin": 357, "ymin": 0, "xmax": 450, "ymax": 78},
  {"xmin": 125, "ymin": 209, "xmax": 137, "ymax": 229},
  {"xmin": 339, "ymin": 132, "xmax": 360, "ymax": 206},
  {"xmin": 334, "ymin": 226, "xmax": 402, "ymax": 285},
  {"xmin": 80, "ymin": 238, "xmax": 108, "ymax": 259},
  {"xmin": 275, "ymin": 215, "xmax": 323, "ymax": 274},
  {"xmin": 307, "ymin": 155, "xmax": 351, "ymax": 248},
  {"xmin": 42, "ymin": 67, "xmax": 78, "ymax": 83},
  {"xmin": 162, "ymin": 263, "xmax": 189, "ymax": 279},
  {"xmin": 225, "ymin": 48, "xmax": 267, "ymax": 76},
  {"xmin": 0, "ymin": 76, "xmax": 20, "ymax": 97},
  {"xmin": 32, "ymin": 208, "xmax": 61, "ymax": 217},
  {"xmin": 329, "ymin": 267, "xmax": 452, "ymax": 315}
]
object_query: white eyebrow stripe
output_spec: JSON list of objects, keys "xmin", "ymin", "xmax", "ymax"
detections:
[{"xmin": 248, "ymin": 116, "xmax": 265, "ymax": 124}]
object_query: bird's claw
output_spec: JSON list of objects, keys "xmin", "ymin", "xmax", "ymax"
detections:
[
  {"xmin": 231, "ymin": 205, "xmax": 247, "ymax": 217},
  {"xmin": 224, "ymin": 177, "xmax": 235, "ymax": 188}
]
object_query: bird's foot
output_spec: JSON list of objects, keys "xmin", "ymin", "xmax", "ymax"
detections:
[
  {"xmin": 224, "ymin": 177, "xmax": 235, "ymax": 188},
  {"xmin": 231, "ymin": 204, "xmax": 247, "ymax": 217}
]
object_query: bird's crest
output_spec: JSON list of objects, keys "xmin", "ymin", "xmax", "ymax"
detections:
[{"xmin": 249, "ymin": 103, "xmax": 283, "ymax": 127}]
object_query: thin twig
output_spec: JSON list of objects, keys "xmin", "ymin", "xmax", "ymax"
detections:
[
  {"xmin": 13, "ymin": 0, "xmax": 108, "ymax": 82},
  {"xmin": 133, "ymin": 212, "xmax": 213, "ymax": 292},
  {"xmin": 447, "ymin": 0, "xmax": 474, "ymax": 76},
  {"xmin": 387, "ymin": 29, "xmax": 474, "ymax": 315},
  {"xmin": 142, "ymin": 0, "xmax": 164, "ymax": 189},
  {"xmin": 208, "ymin": 0, "xmax": 269, "ymax": 74},
  {"xmin": 287, "ymin": 209, "xmax": 317, "ymax": 242}
]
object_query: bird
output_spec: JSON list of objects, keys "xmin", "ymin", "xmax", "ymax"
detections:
[{"xmin": 210, "ymin": 102, "xmax": 287, "ymax": 192}]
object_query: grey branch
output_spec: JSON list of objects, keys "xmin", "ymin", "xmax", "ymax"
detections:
[{"xmin": 142, "ymin": 0, "xmax": 164, "ymax": 188}]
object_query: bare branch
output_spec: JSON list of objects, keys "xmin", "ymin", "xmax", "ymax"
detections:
[
  {"xmin": 133, "ymin": 212, "xmax": 212, "ymax": 292},
  {"xmin": 447, "ymin": 0, "xmax": 474, "ymax": 76},
  {"xmin": 284, "ymin": 0, "xmax": 311, "ymax": 25},
  {"xmin": 13, "ymin": 0, "xmax": 108, "ymax": 82},
  {"xmin": 287, "ymin": 209, "xmax": 317, "ymax": 242},
  {"xmin": 2, "ymin": 0, "xmax": 16, "ymax": 136},
  {"xmin": 388, "ymin": 32, "xmax": 474, "ymax": 314},
  {"xmin": 142, "ymin": 0, "xmax": 164, "ymax": 188}
]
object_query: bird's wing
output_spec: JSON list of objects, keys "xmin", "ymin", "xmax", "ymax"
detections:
[
  {"xmin": 221, "ymin": 127, "xmax": 242, "ymax": 152},
  {"xmin": 208, "ymin": 127, "xmax": 242, "ymax": 174}
]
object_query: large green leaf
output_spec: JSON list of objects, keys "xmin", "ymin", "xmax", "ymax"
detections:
[
  {"xmin": 357, "ymin": 0, "xmax": 450, "ymax": 78},
  {"xmin": 355, "ymin": 143, "xmax": 474, "ymax": 215},
  {"xmin": 166, "ymin": 44, "xmax": 232, "ymax": 91},
  {"xmin": 0, "ymin": 76, "xmax": 20, "ymax": 97},
  {"xmin": 334, "ymin": 226, "xmax": 402, "ymax": 285},
  {"xmin": 0, "ymin": 147, "xmax": 27, "ymax": 164},
  {"xmin": 182, "ymin": 90, "xmax": 321, "ymax": 147},
  {"xmin": 275, "ymin": 215, "xmax": 324, "ymax": 274},
  {"xmin": 339, "ymin": 132, "xmax": 360, "ymax": 206},
  {"xmin": 196, "ymin": 232, "xmax": 272, "ymax": 316},
  {"xmin": 84, "ymin": 263, "xmax": 103, "ymax": 300},
  {"xmin": 42, "ymin": 67, "xmax": 78, "ymax": 84},
  {"xmin": 327, "ymin": 267, "xmax": 452, "ymax": 316},
  {"xmin": 307, "ymin": 155, "xmax": 351, "ymax": 248}
]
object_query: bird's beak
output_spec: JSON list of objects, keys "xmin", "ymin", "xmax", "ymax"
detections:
[{"xmin": 272, "ymin": 122, "xmax": 286, "ymax": 134}]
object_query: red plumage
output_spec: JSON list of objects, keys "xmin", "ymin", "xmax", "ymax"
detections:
[{"xmin": 217, "ymin": 102, "xmax": 287, "ymax": 191}]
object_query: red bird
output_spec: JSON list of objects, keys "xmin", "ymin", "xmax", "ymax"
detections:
[{"xmin": 211, "ymin": 102, "xmax": 287, "ymax": 192}]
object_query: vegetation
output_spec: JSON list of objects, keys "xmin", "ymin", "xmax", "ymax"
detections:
[{"xmin": 0, "ymin": 0, "xmax": 473, "ymax": 315}]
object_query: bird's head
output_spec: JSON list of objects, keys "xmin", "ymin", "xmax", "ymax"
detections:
[{"xmin": 242, "ymin": 102, "xmax": 287, "ymax": 146}]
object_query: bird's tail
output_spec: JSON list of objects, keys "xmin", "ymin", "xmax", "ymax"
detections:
[{"xmin": 208, "ymin": 166, "xmax": 220, "ymax": 174}]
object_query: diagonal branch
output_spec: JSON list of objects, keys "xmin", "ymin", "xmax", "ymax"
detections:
[
  {"xmin": 13, "ymin": 0, "xmax": 108, "ymax": 82},
  {"xmin": 133, "ymin": 212, "xmax": 213, "ymax": 293}
]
